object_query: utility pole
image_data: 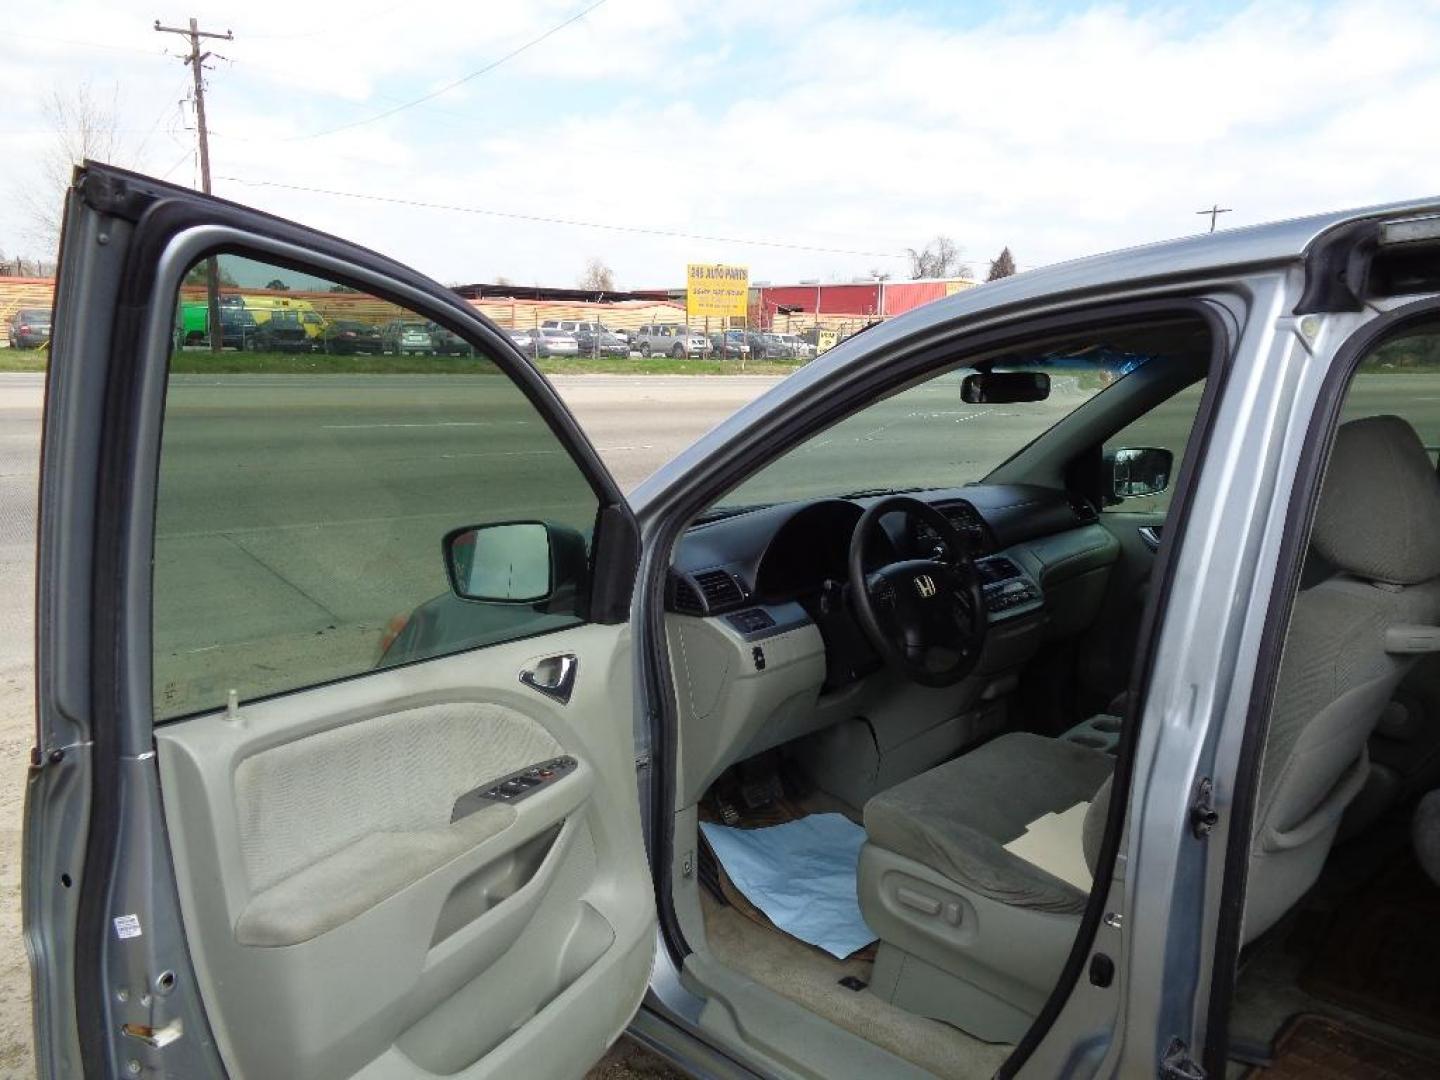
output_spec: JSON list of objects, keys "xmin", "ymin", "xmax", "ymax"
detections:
[
  {"xmin": 1196, "ymin": 203, "xmax": 1232, "ymax": 233},
  {"xmin": 155, "ymin": 17, "xmax": 233, "ymax": 353}
]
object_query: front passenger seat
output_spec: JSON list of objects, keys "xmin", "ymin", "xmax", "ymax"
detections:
[{"xmin": 856, "ymin": 415, "xmax": 1440, "ymax": 1043}]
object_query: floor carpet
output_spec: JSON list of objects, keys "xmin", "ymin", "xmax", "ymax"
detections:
[
  {"xmin": 1298, "ymin": 857, "xmax": 1440, "ymax": 1039},
  {"xmin": 1249, "ymin": 1014, "xmax": 1440, "ymax": 1079}
]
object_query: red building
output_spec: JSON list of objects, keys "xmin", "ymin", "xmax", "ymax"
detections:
[{"xmin": 751, "ymin": 277, "xmax": 975, "ymax": 327}]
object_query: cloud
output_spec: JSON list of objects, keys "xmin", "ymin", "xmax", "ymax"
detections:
[{"xmin": 3, "ymin": 0, "xmax": 1439, "ymax": 287}]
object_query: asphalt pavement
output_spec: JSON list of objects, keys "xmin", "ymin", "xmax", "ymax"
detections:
[{"xmin": 2, "ymin": 370, "xmax": 1437, "ymax": 699}]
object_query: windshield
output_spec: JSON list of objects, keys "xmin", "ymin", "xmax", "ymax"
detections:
[{"xmin": 718, "ymin": 348, "xmax": 1150, "ymax": 509}]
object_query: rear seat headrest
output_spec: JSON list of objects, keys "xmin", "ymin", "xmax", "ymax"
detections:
[{"xmin": 1312, "ymin": 415, "xmax": 1440, "ymax": 585}]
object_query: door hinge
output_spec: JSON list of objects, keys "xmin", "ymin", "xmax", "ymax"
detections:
[
  {"xmin": 1189, "ymin": 776, "xmax": 1219, "ymax": 839},
  {"xmin": 1159, "ymin": 1037, "xmax": 1206, "ymax": 1080}
]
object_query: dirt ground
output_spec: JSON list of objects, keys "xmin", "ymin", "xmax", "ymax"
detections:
[{"xmin": 0, "ymin": 667, "xmax": 33, "ymax": 1079}]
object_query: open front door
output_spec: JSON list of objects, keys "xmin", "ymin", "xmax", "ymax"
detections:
[{"xmin": 24, "ymin": 163, "xmax": 655, "ymax": 1079}]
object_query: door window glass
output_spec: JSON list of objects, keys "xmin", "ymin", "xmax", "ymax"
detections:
[
  {"xmin": 152, "ymin": 252, "xmax": 602, "ymax": 720},
  {"xmin": 1340, "ymin": 324, "xmax": 1440, "ymax": 457}
]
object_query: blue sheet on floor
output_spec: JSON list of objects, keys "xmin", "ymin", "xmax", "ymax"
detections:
[{"xmin": 700, "ymin": 813, "xmax": 877, "ymax": 959}]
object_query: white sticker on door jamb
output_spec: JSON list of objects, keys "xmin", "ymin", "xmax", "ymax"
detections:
[{"xmin": 113, "ymin": 914, "xmax": 142, "ymax": 940}]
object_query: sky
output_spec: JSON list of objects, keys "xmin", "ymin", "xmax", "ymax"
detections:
[{"xmin": 4, "ymin": 0, "xmax": 1438, "ymax": 290}]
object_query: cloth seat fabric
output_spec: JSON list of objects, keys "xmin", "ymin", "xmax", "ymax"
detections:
[{"xmin": 863, "ymin": 731, "xmax": 1113, "ymax": 914}]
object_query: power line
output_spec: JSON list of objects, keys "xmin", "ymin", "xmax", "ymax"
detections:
[
  {"xmin": 237, "ymin": 1, "xmax": 405, "ymax": 39},
  {"xmin": 10, "ymin": 29, "xmax": 167, "ymax": 57},
  {"xmin": 213, "ymin": 176, "xmax": 909, "ymax": 259},
  {"xmin": 289, "ymin": 0, "xmax": 610, "ymax": 140}
]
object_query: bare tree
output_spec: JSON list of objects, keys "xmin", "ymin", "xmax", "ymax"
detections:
[
  {"xmin": 905, "ymin": 235, "xmax": 971, "ymax": 280},
  {"xmin": 868, "ymin": 267, "xmax": 893, "ymax": 281},
  {"xmin": 493, "ymin": 275, "xmax": 515, "ymax": 287},
  {"xmin": 19, "ymin": 82, "xmax": 131, "ymax": 252},
  {"xmin": 986, "ymin": 247, "xmax": 1017, "ymax": 281},
  {"xmin": 578, "ymin": 257, "xmax": 615, "ymax": 292}
]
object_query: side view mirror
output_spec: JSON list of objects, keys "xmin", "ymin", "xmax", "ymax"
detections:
[
  {"xmin": 442, "ymin": 521, "xmax": 587, "ymax": 603},
  {"xmin": 961, "ymin": 371, "xmax": 1051, "ymax": 404},
  {"xmin": 1104, "ymin": 446, "xmax": 1174, "ymax": 503}
]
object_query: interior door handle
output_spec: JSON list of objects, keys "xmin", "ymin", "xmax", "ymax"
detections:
[
  {"xmin": 1137, "ymin": 525, "xmax": 1162, "ymax": 552},
  {"xmin": 519, "ymin": 654, "xmax": 578, "ymax": 704}
]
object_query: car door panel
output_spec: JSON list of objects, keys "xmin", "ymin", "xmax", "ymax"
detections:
[
  {"xmin": 27, "ymin": 164, "xmax": 655, "ymax": 1080},
  {"xmin": 156, "ymin": 624, "xmax": 650, "ymax": 1080}
]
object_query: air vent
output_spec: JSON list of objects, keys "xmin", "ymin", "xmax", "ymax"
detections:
[
  {"xmin": 669, "ymin": 574, "xmax": 704, "ymax": 616},
  {"xmin": 693, "ymin": 568, "xmax": 745, "ymax": 612},
  {"xmin": 1068, "ymin": 493, "xmax": 1098, "ymax": 524}
]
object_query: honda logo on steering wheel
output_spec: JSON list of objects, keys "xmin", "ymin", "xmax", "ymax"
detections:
[{"xmin": 914, "ymin": 574, "xmax": 937, "ymax": 599}]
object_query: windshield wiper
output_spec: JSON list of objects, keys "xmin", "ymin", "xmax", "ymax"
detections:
[
  {"xmin": 838, "ymin": 485, "xmax": 937, "ymax": 499},
  {"xmin": 692, "ymin": 503, "xmax": 771, "ymax": 525}
]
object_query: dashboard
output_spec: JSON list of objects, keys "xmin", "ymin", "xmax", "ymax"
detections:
[
  {"xmin": 669, "ymin": 483, "xmax": 1108, "ymax": 633},
  {"xmin": 664, "ymin": 484, "xmax": 1122, "ymax": 805}
]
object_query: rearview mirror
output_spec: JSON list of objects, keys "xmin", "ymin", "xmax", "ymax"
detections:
[
  {"xmin": 961, "ymin": 371, "xmax": 1051, "ymax": 404},
  {"xmin": 1105, "ymin": 446, "xmax": 1174, "ymax": 502},
  {"xmin": 443, "ymin": 521, "xmax": 586, "ymax": 603}
]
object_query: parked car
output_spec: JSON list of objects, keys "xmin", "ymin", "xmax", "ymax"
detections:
[
  {"xmin": 429, "ymin": 322, "xmax": 474, "ymax": 357},
  {"xmin": 35, "ymin": 161, "xmax": 1440, "ymax": 1080},
  {"xmin": 321, "ymin": 320, "xmax": 384, "ymax": 355},
  {"xmin": 574, "ymin": 328, "xmax": 629, "ymax": 357},
  {"xmin": 7, "ymin": 307, "xmax": 52, "ymax": 349},
  {"xmin": 530, "ymin": 327, "xmax": 580, "ymax": 357},
  {"xmin": 543, "ymin": 319, "xmax": 628, "ymax": 345},
  {"xmin": 506, "ymin": 328, "xmax": 535, "ymax": 352},
  {"xmin": 382, "ymin": 319, "xmax": 435, "ymax": 355},
  {"xmin": 249, "ymin": 308, "xmax": 310, "ymax": 352},
  {"xmin": 173, "ymin": 302, "xmax": 258, "ymax": 350},
  {"xmin": 776, "ymin": 333, "xmax": 815, "ymax": 360},
  {"xmin": 748, "ymin": 331, "xmax": 792, "ymax": 359},
  {"xmin": 709, "ymin": 329, "xmax": 751, "ymax": 358},
  {"xmin": 634, "ymin": 323, "xmax": 711, "ymax": 358}
]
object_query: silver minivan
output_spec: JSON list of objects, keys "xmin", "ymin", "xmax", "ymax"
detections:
[{"xmin": 26, "ymin": 162, "xmax": 1440, "ymax": 1080}]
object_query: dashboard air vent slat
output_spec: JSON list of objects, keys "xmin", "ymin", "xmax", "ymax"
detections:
[
  {"xmin": 1068, "ymin": 493, "xmax": 1099, "ymax": 525},
  {"xmin": 670, "ymin": 575, "xmax": 704, "ymax": 616},
  {"xmin": 693, "ymin": 568, "xmax": 745, "ymax": 612}
]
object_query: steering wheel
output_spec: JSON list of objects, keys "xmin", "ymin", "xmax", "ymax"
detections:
[{"xmin": 847, "ymin": 496, "xmax": 989, "ymax": 688}]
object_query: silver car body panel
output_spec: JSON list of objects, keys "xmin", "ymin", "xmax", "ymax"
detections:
[{"xmin": 629, "ymin": 196, "xmax": 1440, "ymax": 1075}]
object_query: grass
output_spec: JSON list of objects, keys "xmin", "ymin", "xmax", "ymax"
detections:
[
  {"xmin": 0, "ymin": 349, "xmax": 807, "ymax": 377},
  {"xmin": 0, "ymin": 351, "xmax": 46, "ymax": 372}
]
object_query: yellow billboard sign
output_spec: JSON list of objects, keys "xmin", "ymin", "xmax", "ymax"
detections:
[{"xmin": 686, "ymin": 263, "xmax": 749, "ymax": 318}]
